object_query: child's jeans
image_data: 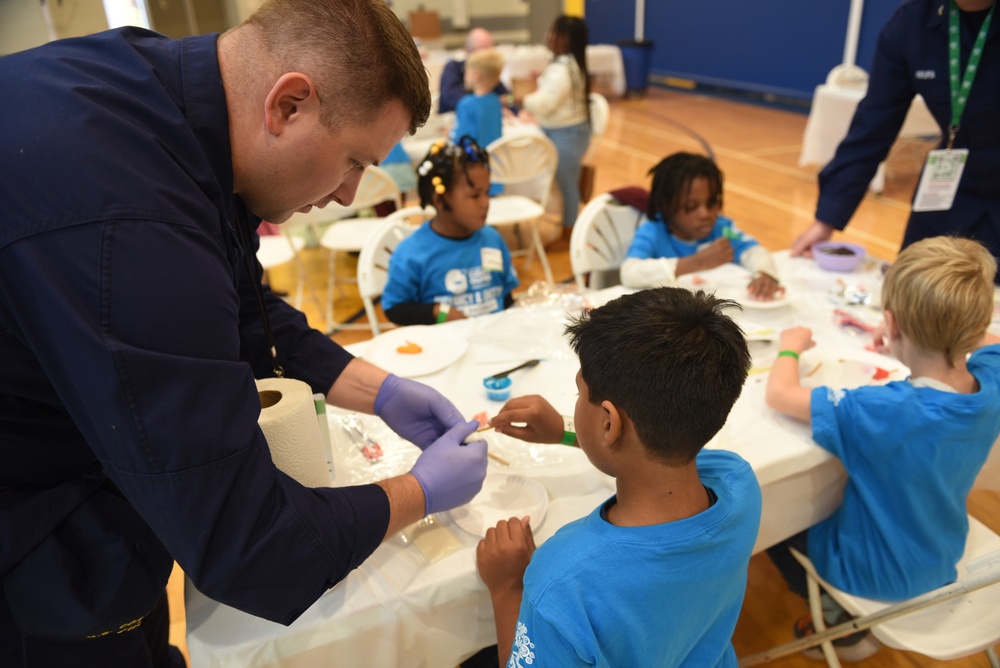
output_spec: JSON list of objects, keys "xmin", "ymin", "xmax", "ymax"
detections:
[
  {"xmin": 767, "ymin": 530, "xmax": 850, "ymax": 626},
  {"xmin": 543, "ymin": 122, "xmax": 590, "ymax": 229}
]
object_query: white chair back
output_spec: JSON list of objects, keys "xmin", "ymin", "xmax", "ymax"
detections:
[
  {"xmin": 355, "ymin": 206, "xmax": 429, "ymax": 336},
  {"xmin": 486, "ymin": 134, "xmax": 558, "ymax": 207},
  {"xmin": 569, "ymin": 193, "xmax": 646, "ymax": 290},
  {"xmin": 334, "ymin": 165, "xmax": 403, "ymax": 215}
]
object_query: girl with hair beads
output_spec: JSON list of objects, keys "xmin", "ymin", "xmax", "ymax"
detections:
[
  {"xmin": 622, "ymin": 152, "xmax": 782, "ymax": 300},
  {"xmin": 381, "ymin": 136, "xmax": 519, "ymax": 326}
]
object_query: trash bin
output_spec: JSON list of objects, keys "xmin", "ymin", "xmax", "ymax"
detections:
[{"xmin": 618, "ymin": 39, "xmax": 654, "ymax": 95}]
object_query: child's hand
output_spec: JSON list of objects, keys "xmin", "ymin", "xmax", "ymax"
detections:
[
  {"xmin": 477, "ymin": 517, "xmax": 536, "ymax": 594},
  {"xmin": 695, "ymin": 238, "xmax": 734, "ymax": 270},
  {"xmin": 778, "ymin": 326, "xmax": 815, "ymax": 354},
  {"xmin": 747, "ymin": 272, "xmax": 783, "ymax": 301},
  {"xmin": 490, "ymin": 395, "xmax": 564, "ymax": 444},
  {"xmin": 869, "ymin": 320, "xmax": 890, "ymax": 354}
]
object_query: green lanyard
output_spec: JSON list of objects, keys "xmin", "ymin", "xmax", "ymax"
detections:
[{"xmin": 947, "ymin": 0, "xmax": 996, "ymax": 148}]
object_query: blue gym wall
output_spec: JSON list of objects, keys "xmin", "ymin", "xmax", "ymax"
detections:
[{"xmin": 584, "ymin": 0, "xmax": 902, "ymax": 101}]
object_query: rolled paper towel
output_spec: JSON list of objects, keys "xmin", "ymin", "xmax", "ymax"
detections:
[{"xmin": 256, "ymin": 377, "xmax": 332, "ymax": 487}]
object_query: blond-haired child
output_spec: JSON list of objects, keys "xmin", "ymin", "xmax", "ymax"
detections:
[
  {"xmin": 765, "ymin": 236, "xmax": 1000, "ymax": 660},
  {"xmin": 450, "ymin": 48, "xmax": 505, "ymax": 150}
]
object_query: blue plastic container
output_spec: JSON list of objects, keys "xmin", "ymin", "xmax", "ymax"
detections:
[{"xmin": 483, "ymin": 376, "xmax": 513, "ymax": 402}]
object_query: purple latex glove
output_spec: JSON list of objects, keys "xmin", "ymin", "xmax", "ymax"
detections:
[
  {"xmin": 409, "ymin": 420, "xmax": 487, "ymax": 515},
  {"xmin": 374, "ymin": 374, "xmax": 465, "ymax": 450}
]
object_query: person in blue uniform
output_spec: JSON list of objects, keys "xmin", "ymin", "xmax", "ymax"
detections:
[
  {"xmin": 382, "ymin": 137, "xmax": 518, "ymax": 325},
  {"xmin": 438, "ymin": 28, "xmax": 510, "ymax": 114},
  {"xmin": 791, "ymin": 0, "xmax": 1000, "ymax": 279},
  {"xmin": 0, "ymin": 1, "xmax": 489, "ymax": 665}
]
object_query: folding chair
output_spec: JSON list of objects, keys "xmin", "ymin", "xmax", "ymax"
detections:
[
  {"xmin": 740, "ymin": 515, "xmax": 1000, "ymax": 667},
  {"xmin": 355, "ymin": 206, "xmax": 430, "ymax": 337},
  {"xmin": 569, "ymin": 192, "xmax": 645, "ymax": 290},
  {"xmin": 315, "ymin": 166, "xmax": 403, "ymax": 332},
  {"xmin": 486, "ymin": 134, "xmax": 558, "ymax": 284},
  {"xmin": 255, "ymin": 228, "xmax": 323, "ymax": 314}
]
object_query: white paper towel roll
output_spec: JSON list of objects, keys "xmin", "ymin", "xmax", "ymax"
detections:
[{"xmin": 256, "ymin": 377, "xmax": 332, "ymax": 488}]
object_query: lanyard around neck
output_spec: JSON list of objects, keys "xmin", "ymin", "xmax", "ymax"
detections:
[{"xmin": 947, "ymin": 0, "xmax": 996, "ymax": 148}]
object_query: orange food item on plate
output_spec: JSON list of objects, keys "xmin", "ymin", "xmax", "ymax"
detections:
[{"xmin": 396, "ymin": 341, "xmax": 423, "ymax": 355}]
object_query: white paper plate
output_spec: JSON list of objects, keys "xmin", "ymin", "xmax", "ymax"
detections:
[
  {"xmin": 802, "ymin": 357, "xmax": 900, "ymax": 390},
  {"xmin": 444, "ymin": 473, "xmax": 548, "ymax": 537},
  {"xmin": 362, "ymin": 325, "xmax": 469, "ymax": 378},
  {"xmin": 731, "ymin": 287, "xmax": 796, "ymax": 310}
]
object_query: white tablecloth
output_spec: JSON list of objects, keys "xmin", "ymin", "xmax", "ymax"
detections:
[
  {"xmin": 799, "ymin": 84, "xmax": 940, "ymax": 194},
  {"xmin": 497, "ymin": 44, "xmax": 625, "ymax": 97},
  {"xmin": 186, "ymin": 252, "xmax": 908, "ymax": 667}
]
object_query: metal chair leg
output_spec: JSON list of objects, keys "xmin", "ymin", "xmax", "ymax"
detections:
[{"xmin": 807, "ymin": 575, "xmax": 841, "ymax": 668}]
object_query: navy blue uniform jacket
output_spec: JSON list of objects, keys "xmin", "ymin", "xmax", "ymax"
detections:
[
  {"xmin": 817, "ymin": 0, "xmax": 1000, "ymax": 253},
  {"xmin": 0, "ymin": 28, "xmax": 389, "ymax": 635}
]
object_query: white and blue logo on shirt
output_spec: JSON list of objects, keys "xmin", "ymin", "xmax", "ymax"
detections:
[{"xmin": 507, "ymin": 621, "xmax": 536, "ymax": 667}]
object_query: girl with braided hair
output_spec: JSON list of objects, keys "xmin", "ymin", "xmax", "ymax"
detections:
[{"xmin": 382, "ymin": 136, "xmax": 519, "ymax": 326}]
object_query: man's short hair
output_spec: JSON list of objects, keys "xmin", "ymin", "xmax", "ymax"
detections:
[
  {"xmin": 465, "ymin": 49, "xmax": 504, "ymax": 90},
  {"xmin": 566, "ymin": 287, "xmax": 751, "ymax": 464},
  {"xmin": 882, "ymin": 236, "xmax": 996, "ymax": 362},
  {"xmin": 243, "ymin": 0, "xmax": 430, "ymax": 134}
]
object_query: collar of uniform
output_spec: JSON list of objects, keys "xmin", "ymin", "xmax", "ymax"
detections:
[
  {"xmin": 928, "ymin": 0, "xmax": 948, "ymax": 29},
  {"xmin": 180, "ymin": 33, "xmax": 234, "ymax": 201},
  {"xmin": 928, "ymin": 0, "xmax": 1000, "ymax": 41}
]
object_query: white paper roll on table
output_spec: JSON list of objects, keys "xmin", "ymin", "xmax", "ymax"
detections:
[{"xmin": 256, "ymin": 377, "xmax": 332, "ymax": 488}]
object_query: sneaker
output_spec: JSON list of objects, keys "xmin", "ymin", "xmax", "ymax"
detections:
[{"xmin": 794, "ymin": 615, "xmax": 882, "ymax": 662}]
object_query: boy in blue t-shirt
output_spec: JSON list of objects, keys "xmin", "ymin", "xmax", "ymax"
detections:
[
  {"xmin": 381, "ymin": 137, "xmax": 518, "ymax": 326},
  {"xmin": 450, "ymin": 49, "xmax": 505, "ymax": 198},
  {"xmin": 765, "ymin": 236, "xmax": 1000, "ymax": 660},
  {"xmin": 478, "ymin": 287, "xmax": 762, "ymax": 667},
  {"xmin": 450, "ymin": 49, "xmax": 504, "ymax": 151},
  {"xmin": 622, "ymin": 152, "xmax": 781, "ymax": 300}
]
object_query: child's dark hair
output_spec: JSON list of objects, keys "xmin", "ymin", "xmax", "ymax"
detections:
[
  {"xmin": 566, "ymin": 287, "xmax": 750, "ymax": 464},
  {"xmin": 550, "ymin": 15, "xmax": 591, "ymax": 126},
  {"xmin": 646, "ymin": 152, "xmax": 724, "ymax": 221},
  {"xmin": 416, "ymin": 135, "xmax": 490, "ymax": 210}
]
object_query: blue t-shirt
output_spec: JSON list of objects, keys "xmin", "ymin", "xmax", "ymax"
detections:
[
  {"xmin": 808, "ymin": 344, "xmax": 1000, "ymax": 600},
  {"xmin": 626, "ymin": 214, "xmax": 759, "ymax": 264},
  {"xmin": 381, "ymin": 221, "xmax": 518, "ymax": 316},
  {"xmin": 508, "ymin": 450, "xmax": 761, "ymax": 668},
  {"xmin": 451, "ymin": 92, "xmax": 503, "ymax": 149},
  {"xmin": 451, "ymin": 93, "xmax": 504, "ymax": 196}
]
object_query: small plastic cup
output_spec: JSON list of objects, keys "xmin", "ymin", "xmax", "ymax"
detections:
[{"xmin": 483, "ymin": 376, "xmax": 513, "ymax": 402}]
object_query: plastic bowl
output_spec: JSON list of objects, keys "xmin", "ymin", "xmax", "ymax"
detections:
[
  {"xmin": 813, "ymin": 241, "xmax": 867, "ymax": 272},
  {"xmin": 483, "ymin": 376, "xmax": 513, "ymax": 402}
]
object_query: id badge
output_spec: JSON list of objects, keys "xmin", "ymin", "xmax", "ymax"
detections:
[
  {"xmin": 912, "ymin": 149, "xmax": 968, "ymax": 212},
  {"xmin": 480, "ymin": 247, "xmax": 503, "ymax": 272}
]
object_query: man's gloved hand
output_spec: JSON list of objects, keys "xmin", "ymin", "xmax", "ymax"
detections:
[
  {"xmin": 409, "ymin": 420, "xmax": 487, "ymax": 515},
  {"xmin": 374, "ymin": 374, "xmax": 465, "ymax": 450}
]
